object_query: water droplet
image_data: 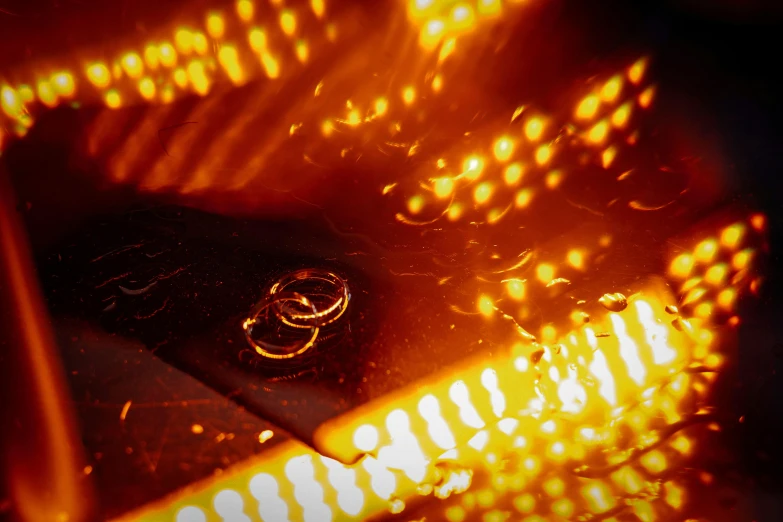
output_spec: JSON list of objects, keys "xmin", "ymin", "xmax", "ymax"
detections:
[
  {"xmin": 671, "ymin": 317, "xmax": 685, "ymax": 331},
  {"xmin": 530, "ymin": 349, "xmax": 545, "ymax": 364},
  {"xmin": 433, "ymin": 463, "xmax": 473, "ymax": 499},
  {"xmin": 665, "ymin": 304, "xmax": 679, "ymax": 315},
  {"xmin": 599, "ymin": 292, "xmax": 628, "ymax": 312},
  {"xmin": 546, "ymin": 277, "xmax": 572, "ymax": 288},
  {"xmin": 595, "ymin": 332, "xmax": 611, "ymax": 338},
  {"xmin": 417, "ymin": 483, "xmax": 434, "ymax": 496},
  {"xmin": 388, "ymin": 497, "xmax": 406, "ymax": 514}
]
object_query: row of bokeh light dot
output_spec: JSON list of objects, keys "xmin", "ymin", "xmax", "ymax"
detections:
[
  {"xmin": 408, "ymin": 0, "xmax": 530, "ymax": 50},
  {"xmin": 4, "ymin": 0, "xmax": 533, "ymax": 140},
  {"xmin": 1, "ymin": 0, "xmax": 332, "ymax": 136},
  {"xmin": 393, "ymin": 57, "xmax": 652, "ymax": 225},
  {"xmin": 315, "ymin": 0, "xmax": 539, "ymax": 151},
  {"xmin": 668, "ymin": 215, "xmax": 766, "ymax": 321}
]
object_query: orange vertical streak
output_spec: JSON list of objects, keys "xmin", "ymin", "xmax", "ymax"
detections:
[{"xmin": 0, "ymin": 171, "xmax": 95, "ymax": 522}]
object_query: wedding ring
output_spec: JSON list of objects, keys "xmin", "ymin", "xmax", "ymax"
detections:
[
  {"xmin": 243, "ymin": 291, "xmax": 319, "ymax": 360},
  {"xmin": 269, "ymin": 269, "xmax": 350, "ymax": 328}
]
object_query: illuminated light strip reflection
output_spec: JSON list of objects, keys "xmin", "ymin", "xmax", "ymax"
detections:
[
  {"xmin": 314, "ymin": 283, "xmax": 715, "ymax": 472},
  {"xmin": 667, "ymin": 213, "xmax": 767, "ymax": 323},
  {"xmin": 321, "ymin": 456, "xmax": 365, "ymax": 517},
  {"xmin": 115, "ymin": 281, "xmax": 726, "ymax": 522},
  {"xmin": 382, "ymin": 58, "xmax": 655, "ymax": 227},
  {"xmin": 0, "ymin": 0, "xmax": 336, "ymax": 137},
  {"xmin": 0, "ymin": 0, "xmax": 544, "ymax": 140},
  {"xmin": 284, "ymin": 455, "xmax": 333, "ymax": 522}
]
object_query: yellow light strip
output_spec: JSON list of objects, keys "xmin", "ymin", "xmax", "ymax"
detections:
[
  {"xmin": 0, "ymin": 0, "xmax": 335, "ymax": 138},
  {"xmin": 381, "ymin": 57, "xmax": 653, "ymax": 227},
  {"xmin": 667, "ymin": 212, "xmax": 767, "ymax": 324},
  {"xmin": 115, "ymin": 280, "xmax": 720, "ymax": 522}
]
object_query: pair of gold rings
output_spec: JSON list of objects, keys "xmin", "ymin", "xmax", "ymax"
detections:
[{"xmin": 242, "ymin": 269, "xmax": 350, "ymax": 360}]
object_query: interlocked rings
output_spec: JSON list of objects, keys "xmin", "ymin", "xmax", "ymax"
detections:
[{"xmin": 243, "ymin": 269, "xmax": 350, "ymax": 360}]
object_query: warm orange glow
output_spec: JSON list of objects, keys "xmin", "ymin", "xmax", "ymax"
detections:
[
  {"xmin": 493, "ymin": 136, "xmax": 514, "ymax": 162},
  {"xmin": 720, "ymin": 223, "xmax": 745, "ymax": 249},
  {"xmin": 445, "ymin": 505, "xmax": 466, "ymax": 522},
  {"xmin": 750, "ymin": 213, "xmax": 766, "ymax": 231},
  {"xmin": 602, "ymin": 146, "xmax": 617, "ymax": 168},
  {"xmin": 477, "ymin": 0, "xmax": 502, "ymax": 17},
  {"xmin": 545, "ymin": 170, "xmax": 562, "ymax": 189},
  {"xmin": 237, "ymin": 0, "xmax": 254, "ymax": 22},
  {"xmin": 159, "ymin": 84, "xmax": 183, "ymax": 109},
  {"xmin": 478, "ymin": 294, "xmax": 494, "ymax": 317},
  {"xmin": 582, "ymin": 482, "xmax": 615, "ymax": 513},
  {"xmin": 104, "ymin": 89, "xmax": 121, "ymax": 108},
  {"xmin": 280, "ymin": 10, "xmax": 297, "ymax": 36},
  {"xmin": 567, "ymin": 249, "xmax": 585, "ymax": 269},
  {"xmin": 514, "ymin": 189, "xmax": 532, "ymax": 208},
  {"xmin": 732, "ymin": 248, "xmax": 753, "ymax": 270},
  {"xmin": 353, "ymin": 424, "xmax": 379, "ymax": 452},
  {"xmin": 638, "ymin": 86, "xmax": 656, "ymax": 109},
  {"xmin": 175, "ymin": 28, "xmax": 195, "ymax": 54},
  {"xmin": 704, "ymin": 263, "xmax": 728, "ymax": 285},
  {"xmin": 524, "ymin": 117, "xmax": 544, "ymax": 141},
  {"xmin": 503, "ymin": 163, "xmax": 524, "ymax": 185},
  {"xmin": 296, "ymin": 40, "xmax": 309, "ymax": 63},
  {"xmin": 4, "ymin": 8, "xmax": 759, "ymax": 522},
  {"xmin": 346, "ymin": 110, "xmax": 361, "ymax": 126},
  {"xmin": 402, "ymin": 85, "xmax": 416, "ymax": 105},
  {"xmin": 36, "ymin": 80, "xmax": 58, "ymax": 107},
  {"xmin": 447, "ymin": 203, "xmax": 464, "ymax": 221},
  {"xmin": 407, "ymin": 195, "xmax": 425, "ymax": 214},
  {"xmin": 51, "ymin": 72, "xmax": 75, "ymax": 97},
  {"xmin": 669, "ymin": 253, "xmax": 694, "ymax": 279},
  {"xmin": 628, "ymin": 57, "xmax": 648, "ymax": 84},
  {"xmin": 640, "ymin": 450, "xmax": 667, "ymax": 474},
  {"xmin": 311, "ymin": 0, "xmax": 326, "ymax": 18},
  {"xmin": 173, "ymin": 68, "xmax": 188, "ymax": 88},
  {"xmin": 434, "ymin": 177, "xmax": 455, "ymax": 198},
  {"xmin": 600, "ymin": 75, "xmax": 623, "ymax": 102},
  {"xmin": 121, "ymin": 52, "xmax": 144, "ymax": 79},
  {"xmin": 463, "ymin": 156, "xmax": 485, "ymax": 180},
  {"xmin": 1, "ymin": 85, "xmax": 23, "ymax": 118},
  {"xmin": 505, "ymin": 279, "xmax": 525, "ymax": 300},
  {"xmin": 17, "ymin": 85, "xmax": 34, "ymax": 103},
  {"xmin": 138, "ymin": 77, "xmax": 156, "ymax": 100},
  {"xmin": 218, "ymin": 46, "xmax": 245, "ymax": 84},
  {"xmin": 159, "ymin": 43, "xmax": 177, "ymax": 67},
  {"xmin": 473, "ymin": 182, "xmax": 494, "ymax": 205},
  {"xmin": 187, "ymin": 60, "xmax": 210, "ymax": 95},
  {"xmin": 260, "ymin": 51, "xmax": 280, "ymax": 79},
  {"xmin": 143, "ymin": 45, "xmax": 160, "ymax": 69},
  {"xmin": 576, "ymin": 94, "xmax": 600, "ymax": 120},
  {"xmin": 192, "ymin": 32, "xmax": 208, "ymax": 55},
  {"xmin": 248, "ymin": 28, "xmax": 267, "ymax": 53},
  {"xmin": 536, "ymin": 263, "xmax": 555, "ymax": 283},
  {"xmin": 450, "ymin": 4, "xmax": 476, "ymax": 32},
  {"xmin": 206, "ymin": 13, "xmax": 225, "ymax": 39},
  {"xmin": 611, "ymin": 102, "xmax": 632, "ymax": 128},
  {"xmin": 534, "ymin": 144, "xmax": 552, "ymax": 165},
  {"xmin": 694, "ymin": 238, "xmax": 718, "ymax": 263},
  {"xmin": 587, "ymin": 120, "xmax": 609, "ymax": 144}
]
